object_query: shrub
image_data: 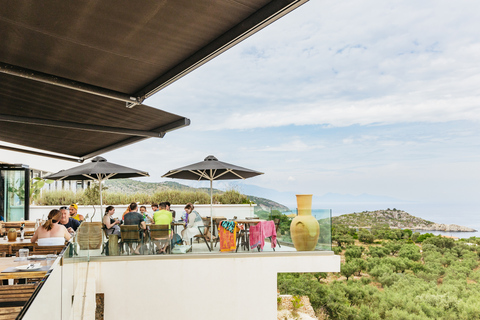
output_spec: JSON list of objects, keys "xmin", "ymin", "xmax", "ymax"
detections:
[{"xmin": 398, "ymin": 244, "xmax": 422, "ymax": 261}]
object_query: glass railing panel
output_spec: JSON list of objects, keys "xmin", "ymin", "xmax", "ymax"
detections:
[{"xmin": 254, "ymin": 207, "xmax": 333, "ymax": 251}]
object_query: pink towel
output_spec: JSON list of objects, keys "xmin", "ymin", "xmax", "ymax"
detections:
[
  {"xmin": 249, "ymin": 221, "xmax": 277, "ymax": 251},
  {"xmin": 249, "ymin": 223, "xmax": 262, "ymax": 249},
  {"xmin": 262, "ymin": 220, "xmax": 277, "ymax": 249}
]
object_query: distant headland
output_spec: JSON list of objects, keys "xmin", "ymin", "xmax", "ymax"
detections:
[{"xmin": 332, "ymin": 209, "xmax": 477, "ymax": 232}]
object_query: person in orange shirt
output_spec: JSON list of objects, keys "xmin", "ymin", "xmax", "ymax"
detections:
[
  {"xmin": 69, "ymin": 204, "xmax": 84, "ymax": 222},
  {"xmin": 122, "ymin": 206, "xmax": 131, "ymax": 220}
]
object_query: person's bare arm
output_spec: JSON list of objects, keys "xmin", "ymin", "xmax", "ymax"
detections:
[
  {"xmin": 103, "ymin": 215, "xmax": 114, "ymax": 229},
  {"xmin": 30, "ymin": 230, "xmax": 38, "ymax": 243},
  {"xmin": 64, "ymin": 228, "xmax": 71, "ymax": 241},
  {"xmin": 140, "ymin": 221, "xmax": 146, "ymax": 230}
]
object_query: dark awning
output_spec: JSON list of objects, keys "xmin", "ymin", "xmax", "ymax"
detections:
[{"xmin": 0, "ymin": 0, "xmax": 308, "ymax": 162}]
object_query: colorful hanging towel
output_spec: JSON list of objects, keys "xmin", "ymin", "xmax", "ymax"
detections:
[
  {"xmin": 218, "ymin": 220, "xmax": 238, "ymax": 252},
  {"xmin": 249, "ymin": 223, "xmax": 262, "ymax": 249},
  {"xmin": 262, "ymin": 220, "xmax": 277, "ymax": 248},
  {"xmin": 249, "ymin": 221, "xmax": 277, "ymax": 251}
]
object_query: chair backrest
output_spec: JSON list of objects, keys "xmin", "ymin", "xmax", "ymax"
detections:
[
  {"xmin": 33, "ymin": 244, "xmax": 66, "ymax": 255},
  {"xmin": 149, "ymin": 224, "xmax": 169, "ymax": 239},
  {"xmin": 198, "ymin": 225, "xmax": 208, "ymax": 237},
  {"xmin": 120, "ymin": 225, "xmax": 141, "ymax": 241},
  {"xmin": 76, "ymin": 222, "xmax": 103, "ymax": 250},
  {"xmin": 274, "ymin": 218, "xmax": 280, "ymax": 231}
]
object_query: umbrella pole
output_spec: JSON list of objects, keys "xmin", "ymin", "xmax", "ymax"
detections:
[
  {"xmin": 98, "ymin": 177, "xmax": 103, "ymax": 222},
  {"xmin": 210, "ymin": 179, "xmax": 213, "ymax": 248}
]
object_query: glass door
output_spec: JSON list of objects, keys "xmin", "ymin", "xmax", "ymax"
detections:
[{"xmin": 1, "ymin": 168, "xmax": 29, "ymax": 221}]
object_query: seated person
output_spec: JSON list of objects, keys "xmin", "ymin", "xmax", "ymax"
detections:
[
  {"xmin": 139, "ymin": 205, "xmax": 153, "ymax": 223},
  {"xmin": 124, "ymin": 202, "xmax": 146, "ymax": 254},
  {"xmin": 181, "ymin": 203, "xmax": 213, "ymax": 243},
  {"xmin": 31, "ymin": 209, "xmax": 71, "ymax": 245},
  {"xmin": 165, "ymin": 201, "xmax": 176, "ymax": 220},
  {"xmin": 103, "ymin": 205, "xmax": 121, "ymax": 237},
  {"xmin": 153, "ymin": 202, "xmax": 173, "ymax": 253},
  {"xmin": 59, "ymin": 206, "xmax": 80, "ymax": 234},
  {"xmin": 69, "ymin": 203, "xmax": 84, "ymax": 222}
]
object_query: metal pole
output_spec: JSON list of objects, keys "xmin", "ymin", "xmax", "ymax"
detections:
[
  {"xmin": 210, "ymin": 179, "xmax": 213, "ymax": 248},
  {"xmin": 99, "ymin": 178, "xmax": 103, "ymax": 222},
  {"xmin": 0, "ymin": 62, "xmax": 142, "ymax": 106}
]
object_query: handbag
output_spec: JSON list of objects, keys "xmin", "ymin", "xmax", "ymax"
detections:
[{"xmin": 171, "ymin": 244, "xmax": 191, "ymax": 254}]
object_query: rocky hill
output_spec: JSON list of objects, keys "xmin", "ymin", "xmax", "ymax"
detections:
[{"xmin": 333, "ymin": 209, "xmax": 476, "ymax": 232}]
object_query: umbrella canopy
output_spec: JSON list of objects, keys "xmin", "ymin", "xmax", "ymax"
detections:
[
  {"xmin": 45, "ymin": 156, "xmax": 149, "ymax": 220},
  {"xmin": 162, "ymin": 155, "xmax": 263, "ymax": 248},
  {"xmin": 162, "ymin": 155, "xmax": 263, "ymax": 181}
]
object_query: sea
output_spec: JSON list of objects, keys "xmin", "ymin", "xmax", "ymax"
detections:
[{"xmin": 285, "ymin": 201, "xmax": 480, "ymax": 239}]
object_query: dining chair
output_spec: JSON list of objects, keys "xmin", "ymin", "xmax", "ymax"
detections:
[
  {"xmin": 120, "ymin": 225, "xmax": 144, "ymax": 255},
  {"xmin": 196, "ymin": 225, "xmax": 212, "ymax": 252},
  {"xmin": 76, "ymin": 222, "xmax": 103, "ymax": 250},
  {"xmin": 269, "ymin": 218, "xmax": 281, "ymax": 248},
  {"xmin": 148, "ymin": 224, "xmax": 171, "ymax": 254},
  {"xmin": 32, "ymin": 244, "xmax": 66, "ymax": 255}
]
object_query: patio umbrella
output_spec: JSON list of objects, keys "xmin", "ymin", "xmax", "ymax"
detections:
[
  {"xmin": 162, "ymin": 155, "xmax": 263, "ymax": 246},
  {"xmin": 45, "ymin": 156, "xmax": 149, "ymax": 220}
]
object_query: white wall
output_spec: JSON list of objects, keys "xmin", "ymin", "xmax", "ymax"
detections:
[
  {"xmin": 28, "ymin": 204, "xmax": 257, "ymax": 222},
  {"xmin": 22, "ymin": 258, "xmax": 64, "ymax": 320},
  {"xmin": 93, "ymin": 252, "xmax": 340, "ymax": 320}
]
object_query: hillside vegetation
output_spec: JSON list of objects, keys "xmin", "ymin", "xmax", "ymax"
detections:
[
  {"xmin": 278, "ymin": 226, "xmax": 480, "ymax": 319},
  {"xmin": 37, "ymin": 179, "xmax": 287, "ymax": 210}
]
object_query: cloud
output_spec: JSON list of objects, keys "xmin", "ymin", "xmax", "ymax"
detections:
[
  {"xmin": 258, "ymin": 138, "xmax": 324, "ymax": 152},
  {"xmin": 148, "ymin": 0, "xmax": 480, "ymax": 131}
]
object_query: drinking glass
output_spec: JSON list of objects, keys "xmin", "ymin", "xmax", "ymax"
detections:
[{"xmin": 19, "ymin": 248, "xmax": 29, "ymax": 261}]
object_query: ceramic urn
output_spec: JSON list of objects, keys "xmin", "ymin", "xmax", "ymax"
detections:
[{"xmin": 290, "ymin": 194, "xmax": 319, "ymax": 251}]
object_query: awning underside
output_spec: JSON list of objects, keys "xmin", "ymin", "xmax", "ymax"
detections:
[
  {"xmin": 0, "ymin": 73, "xmax": 189, "ymax": 160},
  {"xmin": 0, "ymin": 0, "xmax": 307, "ymax": 161}
]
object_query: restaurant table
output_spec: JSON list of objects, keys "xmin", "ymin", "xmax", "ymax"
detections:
[
  {"xmin": 0, "ymin": 256, "xmax": 50, "ymax": 281},
  {"xmin": 1, "ymin": 221, "xmax": 36, "ymax": 237},
  {"xmin": 0, "ymin": 239, "xmax": 35, "ymax": 257},
  {"xmin": 202, "ymin": 216, "xmax": 226, "ymax": 238},
  {"xmin": 172, "ymin": 222, "xmax": 185, "ymax": 235}
]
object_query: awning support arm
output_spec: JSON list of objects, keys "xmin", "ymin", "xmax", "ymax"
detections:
[
  {"xmin": 0, "ymin": 62, "xmax": 143, "ymax": 107},
  {"xmin": 0, "ymin": 114, "xmax": 164, "ymax": 138},
  {"xmin": 0, "ymin": 144, "xmax": 83, "ymax": 162}
]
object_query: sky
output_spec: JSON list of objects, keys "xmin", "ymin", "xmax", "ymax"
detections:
[{"xmin": 2, "ymin": 0, "xmax": 480, "ymax": 212}]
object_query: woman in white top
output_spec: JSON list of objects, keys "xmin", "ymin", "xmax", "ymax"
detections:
[
  {"xmin": 181, "ymin": 203, "xmax": 211, "ymax": 242},
  {"xmin": 31, "ymin": 209, "xmax": 71, "ymax": 245}
]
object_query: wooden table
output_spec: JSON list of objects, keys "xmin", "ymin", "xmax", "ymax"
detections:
[
  {"xmin": 1, "ymin": 221, "xmax": 36, "ymax": 237},
  {"xmin": 0, "ymin": 257, "xmax": 49, "ymax": 281},
  {"xmin": 0, "ymin": 239, "xmax": 35, "ymax": 256}
]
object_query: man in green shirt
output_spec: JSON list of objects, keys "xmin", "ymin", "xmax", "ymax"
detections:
[{"xmin": 152, "ymin": 202, "xmax": 172, "ymax": 253}]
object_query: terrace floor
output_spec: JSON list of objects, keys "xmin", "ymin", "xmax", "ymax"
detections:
[{"xmin": 75, "ymin": 238, "xmax": 297, "ymax": 258}]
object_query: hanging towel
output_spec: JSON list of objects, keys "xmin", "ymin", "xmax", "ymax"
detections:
[
  {"xmin": 218, "ymin": 220, "xmax": 238, "ymax": 252},
  {"xmin": 262, "ymin": 220, "xmax": 277, "ymax": 248},
  {"xmin": 249, "ymin": 223, "xmax": 262, "ymax": 250},
  {"xmin": 249, "ymin": 221, "xmax": 277, "ymax": 251}
]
